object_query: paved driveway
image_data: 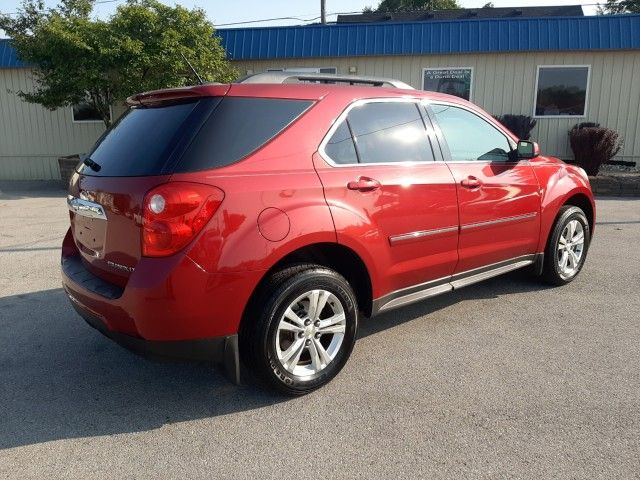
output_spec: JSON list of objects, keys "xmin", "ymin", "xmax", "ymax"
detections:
[{"xmin": 0, "ymin": 190, "xmax": 638, "ymax": 479}]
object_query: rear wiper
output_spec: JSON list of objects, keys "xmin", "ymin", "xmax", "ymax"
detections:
[{"xmin": 82, "ymin": 155, "xmax": 101, "ymax": 172}]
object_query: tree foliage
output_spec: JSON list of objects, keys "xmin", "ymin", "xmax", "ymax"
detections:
[
  {"xmin": 599, "ymin": 0, "xmax": 640, "ymax": 13},
  {"xmin": 0, "ymin": 0, "xmax": 236, "ymax": 127},
  {"xmin": 375, "ymin": 0, "xmax": 461, "ymax": 12}
]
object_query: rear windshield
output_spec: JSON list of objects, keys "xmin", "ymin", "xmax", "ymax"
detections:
[
  {"xmin": 77, "ymin": 97, "xmax": 313, "ymax": 177},
  {"xmin": 78, "ymin": 100, "xmax": 203, "ymax": 177}
]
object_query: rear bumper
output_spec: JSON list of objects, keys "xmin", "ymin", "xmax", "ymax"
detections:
[
  {"xmin": 69, "ymin": 297, "xmax": 240, "ymax": 383},
  {"xmin": 60, "ymin": 228, "xmax": 265, "ymax": 383},
  {"xmin": 61, "ymin": 228, "xmax": 264, "ymax": 337}
]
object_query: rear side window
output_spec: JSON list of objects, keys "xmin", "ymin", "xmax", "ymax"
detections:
[
  {"xmin": 347, "ymin": 102, "xmax": 434, "ymax": 164},
  {"xmin": 177, "ymin": 97, "xmax": 313, "ymax": 172},
  {"xmin": 78, "ymin": 101, "xmax": 200, "ymax": 177},
  {"xmin": 324, "ymin": 120, "xmax": 358, "ymax": 165}
]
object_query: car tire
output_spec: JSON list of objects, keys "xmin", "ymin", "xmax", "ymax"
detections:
[
  {"xmin": 541, "ymin": 205, "xmax": 590, "ymax": 286},
  {"xmin": 241, "ymin": 264, "xmax": 358, "ymax": 396}
]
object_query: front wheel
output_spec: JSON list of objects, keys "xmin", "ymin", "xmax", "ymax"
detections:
[
  {"xmin": 241, "ymin": 265, "xmax": 358, "ymax": 395},
  {"xmin": 541, "ymin": 205, "xmax": 590, "ymax": 286}
]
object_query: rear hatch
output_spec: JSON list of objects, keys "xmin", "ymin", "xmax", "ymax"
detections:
[
  {"xmin": 67, "ymin": 84, "xmax": 315, "ymax": 287},
  {"xmin": 68, "ymin": 90, "xmax": 226, "ymax": 287}
]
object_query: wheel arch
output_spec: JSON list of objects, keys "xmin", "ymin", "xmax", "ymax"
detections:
[
  {"xmin": 239, "ymin": 242, "xmax": 374, "ymax": 338},
  {"xmin": 537, "ymin": 172, "xmax": 595, "ymax": 253},
  {"xmin": 563, "ymin": 192, "xmax": 594, "ymax": 233}
]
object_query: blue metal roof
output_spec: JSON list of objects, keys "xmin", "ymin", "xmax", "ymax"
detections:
[
  {"xmin": 218, "ymin": 14, "xmax": 640, "ymax": 60},
  {"xmin": 0, "ymin": 39, "xmax": 27, "ymax": 68},
  {"xmin": 2, "ymin": 15, "xmax": 639, "ymax": 68}
]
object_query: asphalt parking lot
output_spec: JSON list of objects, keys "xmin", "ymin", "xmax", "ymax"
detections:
[{"xmin": 0, "ymin": 188, "xmax": 638, "ymax": 479}]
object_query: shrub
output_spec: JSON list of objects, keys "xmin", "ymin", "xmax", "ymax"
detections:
[
  {"xmin": 494, "ymin": 114, "xmax": 537, "ymax": 140},
  {"xmin": 568, "ymin": 124, "xmax": 623, "ymax": 176}
]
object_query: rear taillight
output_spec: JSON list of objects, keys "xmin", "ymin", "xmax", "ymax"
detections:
[{"xmin": 142, "ymin": 182, "xmax": 224, "ymax": 257}]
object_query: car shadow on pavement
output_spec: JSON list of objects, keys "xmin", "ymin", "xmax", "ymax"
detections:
[
  {"xmin": 0, "ymin": 288, "xmax": 285, "ymax": 450},
  {"xmin": 358, "ymin": 269, "xmax": 554, "ymax": 340},
  {"xmin": 0, "ymin": 270, "xmax": 551, "ymax": 450}
]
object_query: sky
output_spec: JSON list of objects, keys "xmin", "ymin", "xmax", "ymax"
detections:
[{"xmin": 0, "ymin": 0, "xmax": 599, "ymax": 30}]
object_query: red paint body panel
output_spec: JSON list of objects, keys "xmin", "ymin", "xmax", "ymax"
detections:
[
  {"xmin": 62, "ymin": 228, "xmax": 262, "ymax": 339},
  {"xmin": 61, "ymin": 82, "xmax": 595, "ymax": 352},
  {"xmin": 447, "ymin": 161, "xmax": 541, "ymax": 272},
  {"xmin": 313, "ymin": 153, "xmax": 459, "ymax": 297},
  {"xmin": 530, "ymin": 156, "xmax": 595, "ymax": 253},
  {"xmin": 68, "ymin": 173, "xmax": 171, "ymax": 286}
]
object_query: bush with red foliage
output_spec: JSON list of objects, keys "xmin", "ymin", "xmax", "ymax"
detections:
[
  {"xmin": 568, "ymin": 124, "xmax": 623, "ymax": 176},
  {"xmin": 494, "ymin": 114, "xmax": 537, "ymax": 140}
]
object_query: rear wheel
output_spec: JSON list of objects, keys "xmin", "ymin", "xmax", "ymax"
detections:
[
  {"xmin": 241, "ymin": 265, "xmax": 358, "ymax": 395},
  {"xmin": 541, "ymin": 205, "xmax": 590, "ymax": 285}
]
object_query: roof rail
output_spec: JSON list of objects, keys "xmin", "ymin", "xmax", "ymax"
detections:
[{"xmin": 237, "ymin": 72, "xmax": 414, "ymax": 90}]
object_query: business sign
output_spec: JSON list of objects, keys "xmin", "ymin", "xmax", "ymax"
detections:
[{"xmin": 423, "ymin": 67, "xmax": 473, "ymax": 100}]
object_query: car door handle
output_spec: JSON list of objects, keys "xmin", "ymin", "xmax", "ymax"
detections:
[
  {"xmin": 461, "ymin": 176, "xmax": 481, "ymax": 189},
  {"xmin": 347, "ymin": 176, "xmax": 381, "ymax": 192}
]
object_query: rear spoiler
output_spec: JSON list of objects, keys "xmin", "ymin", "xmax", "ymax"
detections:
[{"xmin": 126, "ymin": 84, "xmax": 230, "ymax": 107}]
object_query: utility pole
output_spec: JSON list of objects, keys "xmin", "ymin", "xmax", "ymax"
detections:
[{"xmin": 321, "ymin": 0, "xmax": 326, "ymax": 24}]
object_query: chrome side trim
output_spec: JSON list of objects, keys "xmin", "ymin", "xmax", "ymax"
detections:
[
  {"xmin": 372, "ymin": 253, "xmax": 539, "ymax": 315},
  {"xmin": 67, "ymin": 195, "xmax": 107, "ymax": 220},
  {"xmin": 389, "ymin": 225, "xmax": 458, "ymax": 245},
  {"xmin": 379, "ymin": 283, "xmax": 453, "ymax": 312},
  {"xmin": 449, "ymin": 257, "xmax": 535, "ymax": 289},
  {"xmin": 461, "ymin": 212, "xmax": 538, "ymax": 231}
]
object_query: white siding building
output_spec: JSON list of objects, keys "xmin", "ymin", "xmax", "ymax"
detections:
[{"xmin": 1, "ymin": 13, "xmax": 639, "ymax": 180}]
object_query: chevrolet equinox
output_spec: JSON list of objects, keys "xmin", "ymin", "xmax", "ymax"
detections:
[{"xmin": 62, "ymin": 73, "xmax": 595, "ymax": 395}]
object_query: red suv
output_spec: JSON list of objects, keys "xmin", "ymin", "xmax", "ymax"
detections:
[{"xmin": 62, "ymin": 74, "xmax": 594, "ymax": 395}]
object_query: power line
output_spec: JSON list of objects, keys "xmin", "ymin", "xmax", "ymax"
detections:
[
  {"xmin": 209, "ymin": 4, "xmax": 615, "ymax": 27},
  {"xmin": 213, "ymin": 11, "xmax": 364, "ymax": 27},
  {"xmin": 0, "ymin": 3, "xmax": 617, "ymax": 21}
]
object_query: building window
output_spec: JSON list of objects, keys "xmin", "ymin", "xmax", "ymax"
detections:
[
  {"xmin": 72, "ymin": 102, "xmax": 111, "ymax": 123},
  {"xmin": 534, "ymin": 66, "xmax": 590, "ymax": 117},
  {"xmin": 267, "ymin": 67, "xmax": 337, "ymax": 74},
  {"xmin": 423, "ymin": 67, "xmax": 473, "ymax": 100}
]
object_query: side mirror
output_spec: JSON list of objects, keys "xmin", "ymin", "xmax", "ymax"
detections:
[{"xmin": 516, "ymin": 140, "xmax": 540, "ymax": 159}]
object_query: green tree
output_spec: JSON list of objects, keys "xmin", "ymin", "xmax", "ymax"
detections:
[
  {"xmin": 0, "ymin": 0, "xmax": 236, "ymax": 127},
  {"xmin": 375, "ymin": 0, "xmax": 461, "ymax": 12},
  {"xmin": 599, "ymin": 0, "xmax": 640, "ymax": 13}
]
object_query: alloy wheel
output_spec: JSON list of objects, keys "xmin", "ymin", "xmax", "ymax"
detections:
[
  {"xmin": 275, "ymin": 289, "xmax": 346, "ymax": 378},
  {"xmin": 557, "ymin": 219, "xmax": 585, "ymax": 278}
]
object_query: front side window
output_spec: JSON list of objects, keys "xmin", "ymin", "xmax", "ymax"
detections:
[
  {"xmin": 431, "ymin": 104, "xmax": 513, "ymax": 162},
  {"xmin": 534, "ymin": 66, "xmax": 590, "ymax": 117},
  {"xmin": 346, "ymin": 102, "xmax": 434, "ymax": 164}
]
